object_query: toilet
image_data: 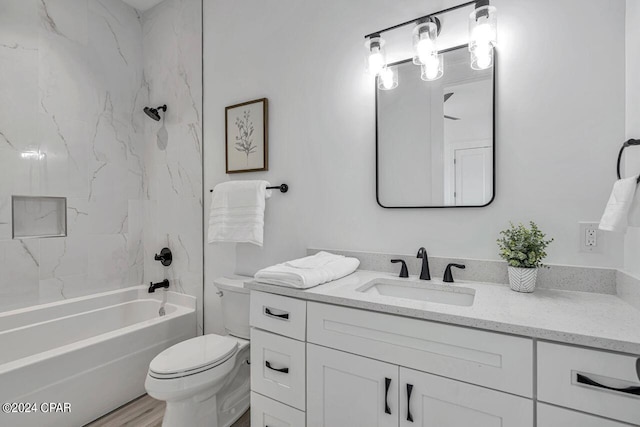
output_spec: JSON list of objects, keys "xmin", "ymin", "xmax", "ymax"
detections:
[{"xmin": 145, "ymin": 275, "xmax": 251, "ymax": 427}]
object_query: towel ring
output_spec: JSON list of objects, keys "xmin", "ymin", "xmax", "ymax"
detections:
[{"xmin": 617, "ymin": 139, "xmax": 640, "ymax": 184}]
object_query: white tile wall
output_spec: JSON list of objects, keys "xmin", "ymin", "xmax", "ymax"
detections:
[{"xmin": 0, "ymin": 0, "xmax": 203, "ymax": 332}]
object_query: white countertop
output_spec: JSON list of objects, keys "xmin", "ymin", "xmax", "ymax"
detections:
[{"xmin": 247, "ymin": 270, "xmax": 640, "ymax": 355}]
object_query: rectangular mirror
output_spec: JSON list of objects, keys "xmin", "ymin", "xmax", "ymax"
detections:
[{"xmin": 376, "ymin": 45, "xmax": 495, "ymax": 208}]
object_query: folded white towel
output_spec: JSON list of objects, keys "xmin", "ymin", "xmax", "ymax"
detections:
[
  {"xmin": 599, "ymin": 176, "xmax": 640, "ymax": 233},
  {"xmin": 254, "ymin": 251, "xmax": 360, "ymax": 289},
  {"xmin": 208, "ymin": 180, "xmax": 272, "ymax": 246}
]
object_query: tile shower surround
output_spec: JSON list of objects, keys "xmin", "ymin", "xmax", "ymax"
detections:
[{"xmin": 0, "ymin": 0, "xmax": 203, "ymax": 332}]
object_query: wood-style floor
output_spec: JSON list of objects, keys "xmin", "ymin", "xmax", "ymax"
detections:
[{"xmin": 85, "ymin": 394, "xmax": 250, "ymax": 427}]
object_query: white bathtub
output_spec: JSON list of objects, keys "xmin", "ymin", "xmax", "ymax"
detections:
[{"xmin": 0, "ymin": 286, "xmax": 196, "ymax": 427}]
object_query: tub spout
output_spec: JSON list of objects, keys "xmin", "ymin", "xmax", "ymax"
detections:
[{"xmin": 149, "ymin": 279, "xmax": 170, "ymax": 293}]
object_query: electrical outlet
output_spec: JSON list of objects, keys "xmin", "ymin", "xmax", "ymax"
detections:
[{"xmin": 579, "ymin": 222, "xmax": 601, "ymax": 253}]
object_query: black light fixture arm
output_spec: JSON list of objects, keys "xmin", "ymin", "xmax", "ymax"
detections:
[
  {"xmin": 616, "ymin": 139, "xmax": 640, "ymax": 184},
  {"xmin": 364, "ymin": 0, "xmax": 481, "ymax": 39}
]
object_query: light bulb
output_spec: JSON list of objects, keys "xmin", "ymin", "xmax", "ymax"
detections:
[
  {"xmin": 471, "ymin": 45, "xmax": 493, "ymax": 70},
  {"xmin": 378, "ymin": 67, "xmax": 398, "ymax": 90},
  {"xmin": 365, "ymin": 35, "xmax": 387, "ymax": 76},
  {"xmin": 421, "ymin": 54, "xmax": 443, "ymax": 81},
  {"xmin": 472, "ymin": 22, "xmax": 493, "ymax": 46},
  {"xmin": 416, "ymin": 38, "xmax": 435, "ymax": 64},
  {"xmin": 413, "ymin": 20, "xmax": 438, "ymax": 65},
  {"xmin": 368, "ymin": 48, "xmax": 385, "ymax": 76},
  {"xmin": 476, "ymin": 49, "xmax": 492, "ymax": 69}
]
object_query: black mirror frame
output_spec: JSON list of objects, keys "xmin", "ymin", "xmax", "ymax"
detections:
[{"xmin": 375, "ymin": 44, "xmax": 497, "ymax": 209}]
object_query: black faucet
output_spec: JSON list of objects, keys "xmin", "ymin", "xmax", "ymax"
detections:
[
  {"xmin": 443, "ymin": 263, "xmax": 466, "ymax": 283},
  {"xmin": 391, "ymin": 259, "xmax": 409, "ymax": 278},
  {"xmin": 148, "ymin": 279, "xmax": 170, "ymax": 293},
  {"xmin": 416, "ymin": 247, "xmax": 431, "ymax": 280}
]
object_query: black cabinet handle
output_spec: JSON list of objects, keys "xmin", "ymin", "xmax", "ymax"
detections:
[
  {"xmin": 576, "ymin": 373, "xmax": 640, "ymax": 396},
  {"xmin": 265, "ymin": 361, "xmax": 289, "ymax": 374},
  {"xmin": 636, "ymin": 358, "xmax": 640, "ymax": 381},
  {"xmin": 406, "ymin": 383, "xmax": 414, "ymax": 422},
  {"xmin": 384, "ymin": 377, "xmax": 391, "ymax": 415},
  {"xmin": 264, "ymin": 307, "xmax": 289, "ymax": 320}
]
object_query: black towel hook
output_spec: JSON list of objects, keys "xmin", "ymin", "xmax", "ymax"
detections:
[{"xmin": 617, "ymin": 139, "xmax": 640, "ymax": 184}]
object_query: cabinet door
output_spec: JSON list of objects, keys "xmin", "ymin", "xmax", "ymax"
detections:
[
  {"xmin": 307, "ymin": 344, "xmax": 399, "ymax": 427},
  {"xmin": 399, "ymin": 368, "xmax": 533, "ymax": 427}
]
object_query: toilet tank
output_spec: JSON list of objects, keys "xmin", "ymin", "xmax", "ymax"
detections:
[{"xmin": 214, "ymin": 275, "xmax": 251, "ymax": 339}]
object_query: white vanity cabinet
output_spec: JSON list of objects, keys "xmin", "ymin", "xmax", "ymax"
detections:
[{"xmin": 250, "ymin": 290, "xmax": 640, "ymax": 427}]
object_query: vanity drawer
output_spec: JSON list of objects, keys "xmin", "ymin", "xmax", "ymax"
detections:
[
  {"xmin": 251, "ymin": 392, "xmax": 306, "ymax": 427},
  {"xmin": 250, "ymin": 328, "xmax": 306, "ymax": 411},
  {"xmin": 251, "ymin": 291, "xmax": 306, "ymax": 341},
  {"xmin": 537, "ymin": 341, "xmax": 640, "ymax": 425},
  {"xmin": 307, "ymin": 302, "xmax": 533, "ymax": 397},
  {"xmin": 537, "ymin": 403, "xmax": 629, "ymax": 427}
]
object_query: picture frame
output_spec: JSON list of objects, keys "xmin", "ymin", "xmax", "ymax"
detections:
[{"xmin": 225, "ymin": 98, "xmax": 268, "ymax": 173}]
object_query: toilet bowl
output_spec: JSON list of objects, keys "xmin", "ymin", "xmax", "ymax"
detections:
[{"xmin": 145, "ymin": 275, "xmax": 251, "ymax": 427}]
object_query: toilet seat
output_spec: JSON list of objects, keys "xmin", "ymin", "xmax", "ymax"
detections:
[{"xmin": 149, "ymin": 335, "xmax": 238, "ymax": 379}]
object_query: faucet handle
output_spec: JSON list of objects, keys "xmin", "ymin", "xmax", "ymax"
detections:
[
  {"xmin": 154, "ymin": 248, "xmax": 172, "ymax": 266},
  {"xmin": 443, "ymin": 263, "xmax": 466, "ymax": 283},
  {"xmin": 391, "ymin": 259, "xmax": 409, "ymax": 278}
]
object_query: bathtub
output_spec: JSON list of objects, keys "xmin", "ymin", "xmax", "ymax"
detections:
[{"xmin": 0, "ymin": 286, "xmax": 196, "ymax": 427}]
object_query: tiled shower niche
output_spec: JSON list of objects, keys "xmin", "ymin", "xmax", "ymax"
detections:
[{"xmin": 12, "ymin": 196, "xmax": 67, "ymax": 239}]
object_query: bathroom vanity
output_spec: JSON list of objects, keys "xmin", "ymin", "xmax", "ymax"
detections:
[{"xmin": 248, "ymin": 271, "xmax": 640, "ymax": 427}]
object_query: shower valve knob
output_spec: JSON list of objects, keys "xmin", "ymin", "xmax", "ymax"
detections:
[{"xmin": 154, "ymin": 247, "xmax": 172, "ymax": 266}]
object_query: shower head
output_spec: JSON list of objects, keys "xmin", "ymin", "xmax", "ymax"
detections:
[{"xmin": 143, "ymin": 104, "xmax": 167, "ymax": 121}]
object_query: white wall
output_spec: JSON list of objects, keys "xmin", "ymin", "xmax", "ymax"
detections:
[
  {"xmin": 204, "ymin": 0, "xmax": 627, "ymax": 333},
  {"xmin": 625, "ymin": 0, "xmax": 640, "ymax": 276}
]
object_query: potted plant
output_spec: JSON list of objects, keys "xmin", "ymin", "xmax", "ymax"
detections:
[{"xmin": 497, "ymin": 222, "xmax": 553, "ymax": 293}]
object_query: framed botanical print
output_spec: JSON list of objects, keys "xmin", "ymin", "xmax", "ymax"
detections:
[{"xmin": 225, "ymin": 98, "xmax": 268, "ymax": 173}]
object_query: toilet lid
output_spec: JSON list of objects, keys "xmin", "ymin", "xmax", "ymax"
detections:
[{"xmin": 149, "ymin": 335, "xmax": 238, "ymax": 376}]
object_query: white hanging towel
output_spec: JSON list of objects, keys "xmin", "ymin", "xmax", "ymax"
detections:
[
  {"xmin": 599, "ymin": 176, "xmax": 640, "ymax": 233},
  {"xmin": 208, "ymin": 180, "xmax": 272, "ymax": 246},
  {"xmin": 254, "ymin": 251, "xmax": 360, "ymax": 289}
]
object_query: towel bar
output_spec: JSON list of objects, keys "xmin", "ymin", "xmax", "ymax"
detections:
[
  {"xmin": 209, "ymin": 183, "xmax": 289, "ymax": 193},
  {"xmin": 617, "ymin": 139, "xmax": 640, "ymax": 184}
]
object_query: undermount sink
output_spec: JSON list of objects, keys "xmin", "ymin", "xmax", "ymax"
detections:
[{"xmin": 357, "ymin": 279, "xmax": 475, "ymax": 307}]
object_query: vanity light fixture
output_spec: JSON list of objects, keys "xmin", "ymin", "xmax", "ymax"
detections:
[
  {"xmin": 412, "ymin": 18, "xmax": 440, "ymax": 65},
  {"xmin": 364, "ymin": 0, "xmax": 497, "ymax": 82},
  {"xmin": 365, "ymin": 34, "xmax": 387, "ymax": 76},
  {"xmin": 378, "ymin": 66, "xmax": 398, "ymax": 90},
  {"xmin": 469, "ymin": 0, "xmax": 497, "ymax": 70}
]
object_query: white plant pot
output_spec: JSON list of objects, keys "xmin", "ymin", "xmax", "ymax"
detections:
[{"xmin": 507, "ymin": 267, "xmax": 538, "ymax": 293}]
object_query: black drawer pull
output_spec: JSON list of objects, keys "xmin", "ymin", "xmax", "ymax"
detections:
[
  {"xmin": 384, "ymin": 377, "xmax": 391, "ymax": 415},
  {"xmin": 576, "ymin": 373, "xmax": 640, "ymax": 396},
  {"xmin": 636, "ymin": 358, "xmax": 639, "ymax": 381},
  {"xmin": 406, "ymin": 383, "xmax": 414, "ymax": 422},
  {"xmin": 265, "ymin": 360, "xmax": 289, "ymax": 374},
  {"xmin": 264, "ymin": 307, "xmax": 289, "ymax": 320}
]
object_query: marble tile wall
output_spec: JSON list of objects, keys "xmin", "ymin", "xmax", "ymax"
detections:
[
  {"xmin": 0, "ymin": 0, "xmax": 203, "ymax": 333},
  {"xmin": 141, "ymin": 0, "xmax": 203, "ymax": 333}
]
